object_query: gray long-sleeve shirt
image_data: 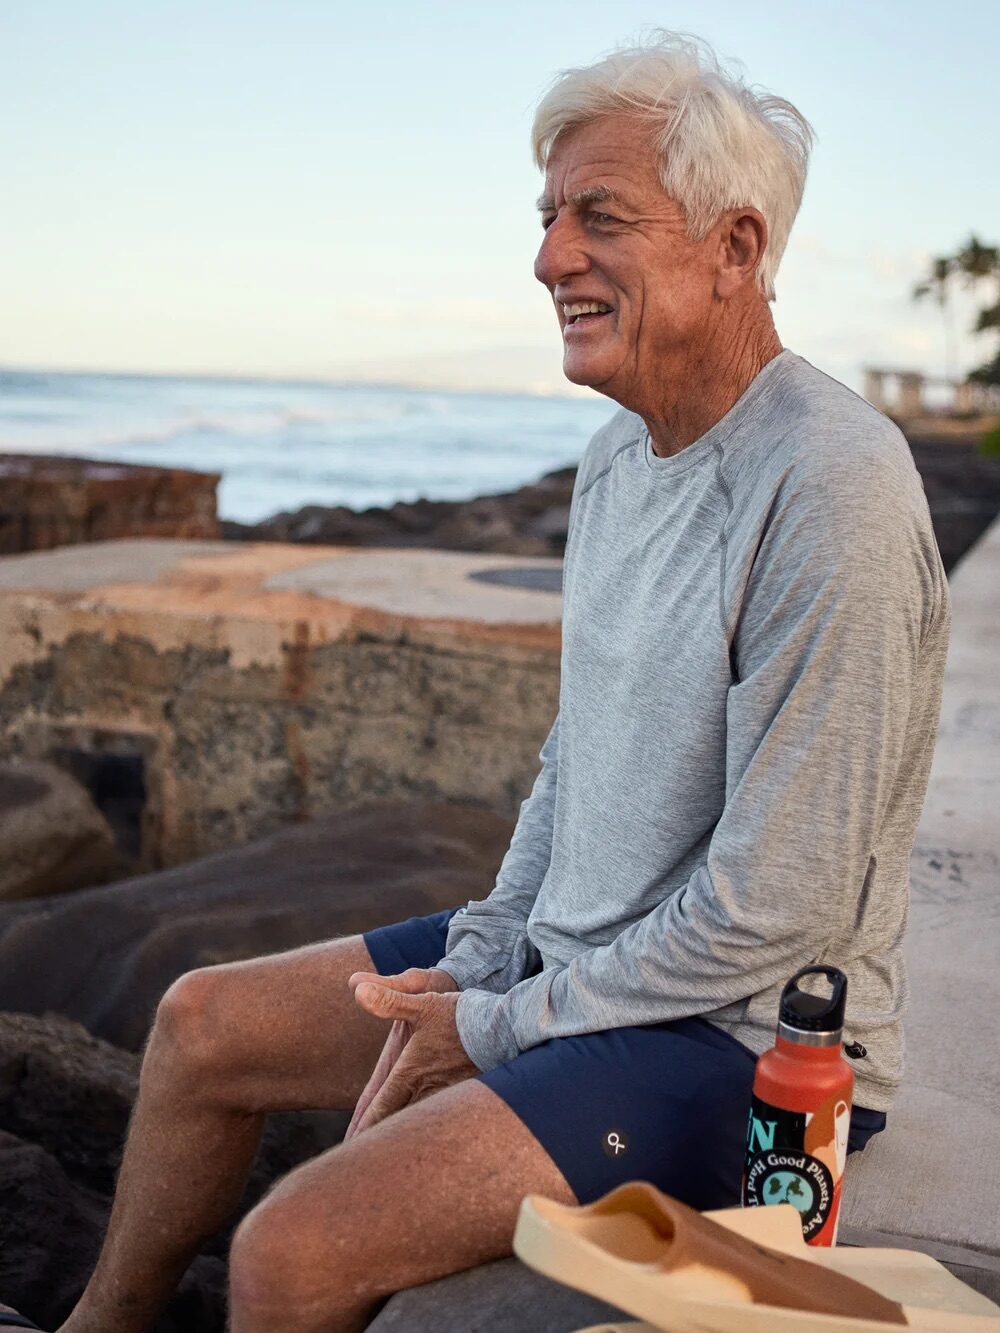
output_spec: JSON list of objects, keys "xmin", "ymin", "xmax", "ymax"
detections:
[{"xmin": 433, "ymin": 349, "xmax": 950, "ymax": 1112}]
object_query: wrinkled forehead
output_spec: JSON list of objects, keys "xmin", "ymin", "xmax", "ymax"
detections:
[{"xmin": 538, "ymin": 116, "xmax": 663, "ymax": 210}]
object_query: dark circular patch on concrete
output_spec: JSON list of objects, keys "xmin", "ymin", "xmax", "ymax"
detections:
[{"xmin": 467, "ymin": 565, "xmax": 563, "ymax": 594}]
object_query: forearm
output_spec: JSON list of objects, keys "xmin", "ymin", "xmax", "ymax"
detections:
[
  {"xmin": 453, "ymin": 851, "xmax": 844, "ymax": 1070},
  {"xmin": 433, "ymin": 710, "xmax": 559, "ymax": 992}
]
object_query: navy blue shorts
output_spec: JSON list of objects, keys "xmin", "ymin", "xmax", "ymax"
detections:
[{"xmin": 363, "ymin": 907, "xmax": 887, "ymax": 1207}]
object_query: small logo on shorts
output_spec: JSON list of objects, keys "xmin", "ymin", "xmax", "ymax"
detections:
[{"xmin": 602, "ymin": 1128, "xmax": 629, "ymax": 1158}]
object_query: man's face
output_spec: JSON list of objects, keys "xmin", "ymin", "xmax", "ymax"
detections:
[{"xmin": 534, "ymin": 115, "xmax": 720, "ymax": 401}]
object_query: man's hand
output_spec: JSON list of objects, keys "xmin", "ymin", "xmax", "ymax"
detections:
[{"xmin": 345, "ymin": 967, "xmax": 474, "ymax": 1139}]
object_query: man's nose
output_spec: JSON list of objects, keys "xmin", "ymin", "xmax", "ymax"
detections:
[{"xmin": 534, "ymin": 215, "xmax": 590, "ymax": 288}]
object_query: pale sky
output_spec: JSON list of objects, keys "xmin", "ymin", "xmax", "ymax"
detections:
[{"xmin": 2, "ymin": 0, "xmax": 996, "ymax": 395}]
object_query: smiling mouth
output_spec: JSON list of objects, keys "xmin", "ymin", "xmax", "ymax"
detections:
[{"xmin": 562, "ymin": 301, "xmax": 615, "ymax": 327}]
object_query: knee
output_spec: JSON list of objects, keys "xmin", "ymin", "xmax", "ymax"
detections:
[
  {"xmin": 148, "ymin": 966, "xmax": 232, "ymax": 1086},
  {"xmin": 229, "ymin": 1193, "xmax": 334, "ymax": 1316}
]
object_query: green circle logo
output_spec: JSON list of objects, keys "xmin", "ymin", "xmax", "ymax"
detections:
[{"xmin": 743, "ymin": 1149, "xmax": 834, "ymax": 1239}]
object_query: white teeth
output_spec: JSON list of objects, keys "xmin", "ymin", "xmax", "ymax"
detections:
[{"xmin": 563, "ymin": 301, "xmax": 613, "ymax": 318}]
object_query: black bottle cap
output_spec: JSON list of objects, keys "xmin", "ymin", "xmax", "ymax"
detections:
[{"xmin": 779, "ymin": 966, "xmax": 848, "ymax": 1035}]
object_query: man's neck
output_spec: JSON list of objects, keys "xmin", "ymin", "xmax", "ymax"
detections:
[{"xmin": 641, "ymin": 311, "xmax": 783, "ymax": 459}]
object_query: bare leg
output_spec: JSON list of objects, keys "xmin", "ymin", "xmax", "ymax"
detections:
[
  {"xmin": 227, "ymin": 1078, "xmax": 579, "ymax": 1332},
  {"xmin": 58, "ymin": 935, "xmax": 392, "ymax": 1333}
]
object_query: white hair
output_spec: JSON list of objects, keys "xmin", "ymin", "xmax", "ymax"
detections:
[{"xmin": 530, "ymin": 30, "xmax": 814, "ymax": 302}]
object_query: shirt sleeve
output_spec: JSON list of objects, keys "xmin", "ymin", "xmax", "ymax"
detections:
[
  {"xmin": 431, "ymin": 450, "xmax": 597, "ymax": 995},
  {"xmin": 452, "ymin": 459, "xmax": 950, "ymax": 1070},
  {"xmin": 430, "ymin": 710, "xmax": 558, "ymax": 993}
]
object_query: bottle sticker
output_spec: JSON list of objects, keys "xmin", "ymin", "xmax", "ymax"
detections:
[{"xmin": 742, "ymin": 1095, "xmax": 840, "ymax": 1242}]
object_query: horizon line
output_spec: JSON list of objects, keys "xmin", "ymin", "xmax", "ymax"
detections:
[{"xmin": 0, "ymin": 359, "xmax": 592, "ymax": 403}]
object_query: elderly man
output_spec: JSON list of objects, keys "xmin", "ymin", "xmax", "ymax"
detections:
[{"xmin": 26, "ymin": 29, "xmax": 948, "ymax": 1333}]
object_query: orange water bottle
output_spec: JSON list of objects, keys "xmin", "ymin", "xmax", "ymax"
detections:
[{"xmin": 742, "ymin": 966, "xmax": 853, "ymax": 1246}]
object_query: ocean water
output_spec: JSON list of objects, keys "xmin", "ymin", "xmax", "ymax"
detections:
[{"xmin": 0, "ymin": 368, "xmax": 615, "ymax": 524}]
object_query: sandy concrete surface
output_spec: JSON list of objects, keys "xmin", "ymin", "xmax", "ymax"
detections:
[
  {"xmin": 265, "ymin": 547, "xmax": 563, "ymax": 623},
  {"xmin": 839, "ymin": 514, "xmax": 1000, "ymax": 1290}
]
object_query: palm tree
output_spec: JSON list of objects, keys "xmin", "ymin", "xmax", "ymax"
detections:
[
  {"xmin": 913, "ymin": 255, "xmax": 957, "ymax": 381},
  {"xmin": 913, "ymin": 236, "xmax": 1000, "ymax": 388},
  {"xmin": 956, "ymin": 235, "xmax": 1000, "ymax": 286},
  {"xmin": 959, "ymin": 238, "xmax": 1000, "ymax": 387}
]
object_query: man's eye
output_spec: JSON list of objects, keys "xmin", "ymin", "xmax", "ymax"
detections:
[
  {"xmin": 541, "ymin": 215, "xmax": 555, "ymax": 230},
  {"xmin": 592, "ymin": 212, "xmax": 620, "ymax": 226}
]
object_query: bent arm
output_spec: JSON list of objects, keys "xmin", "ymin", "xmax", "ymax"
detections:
[
  {"xmin": 430, "ymin": 448, "xmax": 599, "ymax": 995},
  {"xmin": 431, "ymin": 710, "xmax": 559, "ymax": 993}
]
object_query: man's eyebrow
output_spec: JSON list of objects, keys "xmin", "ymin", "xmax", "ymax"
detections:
[{"xmin": 535, "ymin": 185, "xmax": 629, "ymax": 213}]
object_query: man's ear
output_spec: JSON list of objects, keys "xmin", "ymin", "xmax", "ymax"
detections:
[{"xmin": 715, "ymin": 207, "xmax": 768, "ymax": 299}]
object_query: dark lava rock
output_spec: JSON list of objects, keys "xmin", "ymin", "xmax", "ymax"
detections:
[
  {"xmin": 222, "ymin": 437, "xmax": 1000, "ymax": 576},
  {"xmin": 0, "ymin": 1011, "xmax": 136, "ymax": 1195},
  {"xmin": 905, "ymin": 434, "xmax": 1000, "ymax": 572},
  {"xmin": 0, "ymin": 797, "xmax": 512, "ymax": 1330},
  {"xmin": 0, "ymin": 797, "xmax": 513, "ymax": 1330},
  {"xmin": 0, "ymin": 1012, "xmax": 352, "ymax": 1332},
  {"xmin": 0, "ymin": 797, "xmax": 514, "ymax": 1052},
  {"xmin": 0, "ymin": 1127, "xmax": 228, "ymax": 1333},
  {"xmin": 221, "ymin": 465, "xmax": 577, "ymax": 557}
]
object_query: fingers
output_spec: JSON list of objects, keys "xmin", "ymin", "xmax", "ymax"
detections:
[
  {"xmin": 348, "ymin": 995, "xmax": 469, "ymax": 1137},
  {"xmin": 345, "ymin": 1051, "xmax": 384, "ymax": 1139},
  {"xmin": 352, "ymin": 1040, "xmax": 419, "ymax": 1134},
  {"xmin": 345, "ymin": 1019, "xmax": 409, "ymax": 1141},
  {"xmin": 345, "ymin": 1058, "xmax": 388, "ymax": 1139},
  {"xmin": 353, "ymin": 978, "xmax": 430, "ymax": 1027},
  {"xmin": 344, "ymin": 981, "xmax": 460, "ymax": 1135},
  {"xmin": 349, "ymin": 965, "xmax": 445, "ymax": 997},
  {"xmin": 353, "ymin": 981, "xmax": 399, "ymax": 1018}
]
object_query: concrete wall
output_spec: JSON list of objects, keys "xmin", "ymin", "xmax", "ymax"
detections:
[{"xmin": 0, "ymin": 541, "xmax": 562, "ymax": 870}]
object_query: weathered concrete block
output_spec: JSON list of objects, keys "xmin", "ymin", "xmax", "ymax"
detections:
[
  {"xmin": 0, "ymin": 541, "xmax": 562, "ymax": 867},
  {"xmin": 0, "ymin": 453, "xmax": 220, "ymax": 553}
]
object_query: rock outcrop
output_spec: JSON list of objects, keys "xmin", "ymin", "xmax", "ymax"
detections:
[
  {"xmin": 221, "ymin": 465, "xmax": 576, "ymax": 557},
  {"xmin": 906, "ymin": 435, "xmax": 1000, "ymax": 571},
  {"xmin": 222, "ymin": 437, "xmax": 1000, "ymax": 574},
  {"xmin": 0, "ymin": 795, "xmax": 512, "ymax": 1329},
  {"xmin": 0, "ymin": 761, "xmax": 121, "ymax": 902},
  {"xmin": 0, "ymin": 1012, "xmax": 350, "ymax": 1332},
  {"xmin": 0, "ymin": 796, "xmax": 514, "ymax": 1051}
]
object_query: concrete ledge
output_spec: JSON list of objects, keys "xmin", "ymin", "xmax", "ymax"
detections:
[
  {"xmin": 0, "ymin": 540, "xmax": 564, "ymax": 866},
  {"xmin": 837, "ymin": 516, "xmax": 1000, "ymax": 1296},
  {"xmin": 0, "ymin": 539, "xmax": 563, "ymax": 657}
]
